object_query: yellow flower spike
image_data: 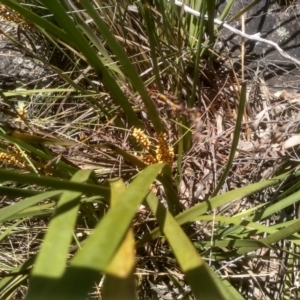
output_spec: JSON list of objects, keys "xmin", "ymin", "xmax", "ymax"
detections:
[
  {"xmin": 0, "ymin": 147, "xmax": 29, "ymax": 169},
  {"xmin": 132, "ymin": 128, "xmax": 151, "ymax": 151},
  {"xmin": 15, "ymin": 101, "xmax": 28, "ymax": 122},
  {"xmin": 141, "ymin": 154, "xmax": 157, "ymax": 165},
  {"xmin": 154, "ymin": 132, "xmax": 174, "ymax": 166}
]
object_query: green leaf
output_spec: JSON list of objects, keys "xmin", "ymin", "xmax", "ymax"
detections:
[
  {"xmin": 8, "ymin": 131, "xmax": 76, "ymax": 146},
  {"xmin": 236, "ymin": 219, "xmax": 300, "ymax": 256},
  {"xmin": 145, "ymin": 192, "xmax": 232, "ymax": 299},
  {"xmin": 80, "ymin": 0, "xmax": 164, "ymax": 133},
  {"xmin": 159, "ymin": 164, "xmax": 182, "ymax": 215},
  {"xmin": 0, "ymin": 256, "xmax": 35, "ymax": 299},
  {"xmin": 40, "ymin": 0, "xmax": 142, "ymax": 129},
  {"xmin": 137, "ymin": 170, "xmax": 300, "ymax": 246},
  {"xmin": 0, "ymin": 186, "xmax": 39, "ymax": 198},
  {"xmin": 0, "ymin": 190, "xmax": 62, "ymax": 224},
  {"xmin": 25, "ymin": 164, "xmax": 163, "ymax": 300},
  {"xmin": 0, "ymin": 219, "xmax": 24, "ymax": 243},
  {"xmin": 26, "ymin": 170, "xmax": 93, "ymax": 299},
  {"xmin": 0, "ymin": 169, "xmax": 110, "ymax": 199},
  {"xmin": 0, "ymin": 0, "xmax": 70, "ymax": 42},
  {"xmin": 211, "ymin": 82, "xmax": 247, "ymax": 197},
  {"xmin": 102, "ymin": 179, "xmax": 137, "ymax": 300}
]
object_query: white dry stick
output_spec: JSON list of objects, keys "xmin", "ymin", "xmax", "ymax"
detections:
[{"xmin": 174, "ymin": 0, "xmax": 300, "ymax": 67}]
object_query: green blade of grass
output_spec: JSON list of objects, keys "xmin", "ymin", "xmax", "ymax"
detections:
[
  {"xmin": 145, "ymin": 192, "xmax": 233, "ymax": 299},
  {"xmin": 26, "ymin": 170, "xmax": 93, "ymax": 299},
  {"xmin": 7, "ymin": 203, "xmax": 55, "ymax": 221},
  {"xmin": 79, "ymin": 0, "xmax": 164, "ymax": 133},
  {"xmin": 3, "ymin": 89, "xmax": 76, "ymax": 97},
  {"xmin": 98, "ymin": 144, "xmax": 182, "ymax": 214},
  {"xmin": 218, "ymin": 0, "xmax": 235, "ymax": 21},
  {"xmin": 25, "ymin": 163, "xmax": 164, "ymax": 300},
  {"xmin": 5, "ymin": 0, "xmax": 142, "ymax": 129},
  {"xmin": 102, "ymin": 179, "xmax": 136, "ymax": 300},
  {"xmin": 211, "ymin": 81, "xmax": 247, "ymax": 197},
  {"xmin": 63, "ymin": 1, "xmax": 124, "ymax": 78},
  {"xmin": 236, "ymin": 219, "xmax": 300, "ymax": 256},
  {"xmin": 0, "ymin": 256, "xmax": 36, "ymax": 299},
  {"xmin": 0, "ymin": 186, "xmax": 39, "ymax": 198},
  {"xmin": 186, "ymin": 0, "xmax": 202, "ymax": 49},
  {"xmin": 194, "ymin": 215, "xmax": 300, "ymax": 248},
  {"xmin": 190, "ymin": 0, "xmax": 206, "ymax": 105},
  {"xmin": 95, "ymin": 143, "xmax": 148, "ymax": 169},
  {"xmin": 160, "ymin": 164, "xmax": 182, "ymax": 215},
  {"xmin": 227, "ymin": 0, "xmax": 262, "ymax": 23},
  {"xmin": 0, "ymin": 219, "xmax": 24, "ymax": 243},
  {"xmin": 206, "ymin": 0, "xmax": 216, "ymax": 45},
  {"xmin": 137, "ymin": 170, "xmax": 300, "ymax": 246},
  {"xmin": 41, "ymin": 0, "xmax": 142, "ymax": 129},
  {"xmin": 0, "ymin": 190, "xmax": 62, "ymax": 224},
  {"xmin": 0, "ymin": 169, "xmax": 110, "ymax": 199},
  {"xmin": 141, "ymin": 4, "xmax": 163, "ymax": 92},
  {"xmin": 8, "ymin": 131, "xmax": 77, "ymax": 146},
  {"xmin": 252, "ymin": 189, "xmax": 300, "ymax": 222},
  {"xmin": 0, "ymin": 0, "xmax": 70, "ymax": 42}
]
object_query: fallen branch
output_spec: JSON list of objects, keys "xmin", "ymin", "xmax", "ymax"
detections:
[{"xmin": 174, "ymin": 0, "xmax": 300, "ymax": 67}]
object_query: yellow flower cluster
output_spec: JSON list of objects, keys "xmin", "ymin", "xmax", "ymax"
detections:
[
  {"xmin": 140, "ymin": 154, "xmax": 157, "ymax": 165},
  {"xmin": 15, "ymin": 105, "xmax": 27, "ymax": 122},
  {"xmin": 155, "ymin": 133, "xmax": 174, "ymax": 166},
  {"xmin": 0, "ymin": 5, "xmax": 33, "ymax": 29},
  {"xmin": 17, "ymin": 107, "xmax": 27, "ymax": 117},
  {"xmin": 0, "ymin": 151, "xmax": 26, "ymax": 168},
  {"xmin": 0, "ymin": 146, "xmax": 52, "ymax": 175},
  {"xmin": 132, "ymin": 128, "xmax": 174, "ymax": 166},
  {"xmin": 132, "ymin": 128, "xmax": 151, "ymax": 151}
]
